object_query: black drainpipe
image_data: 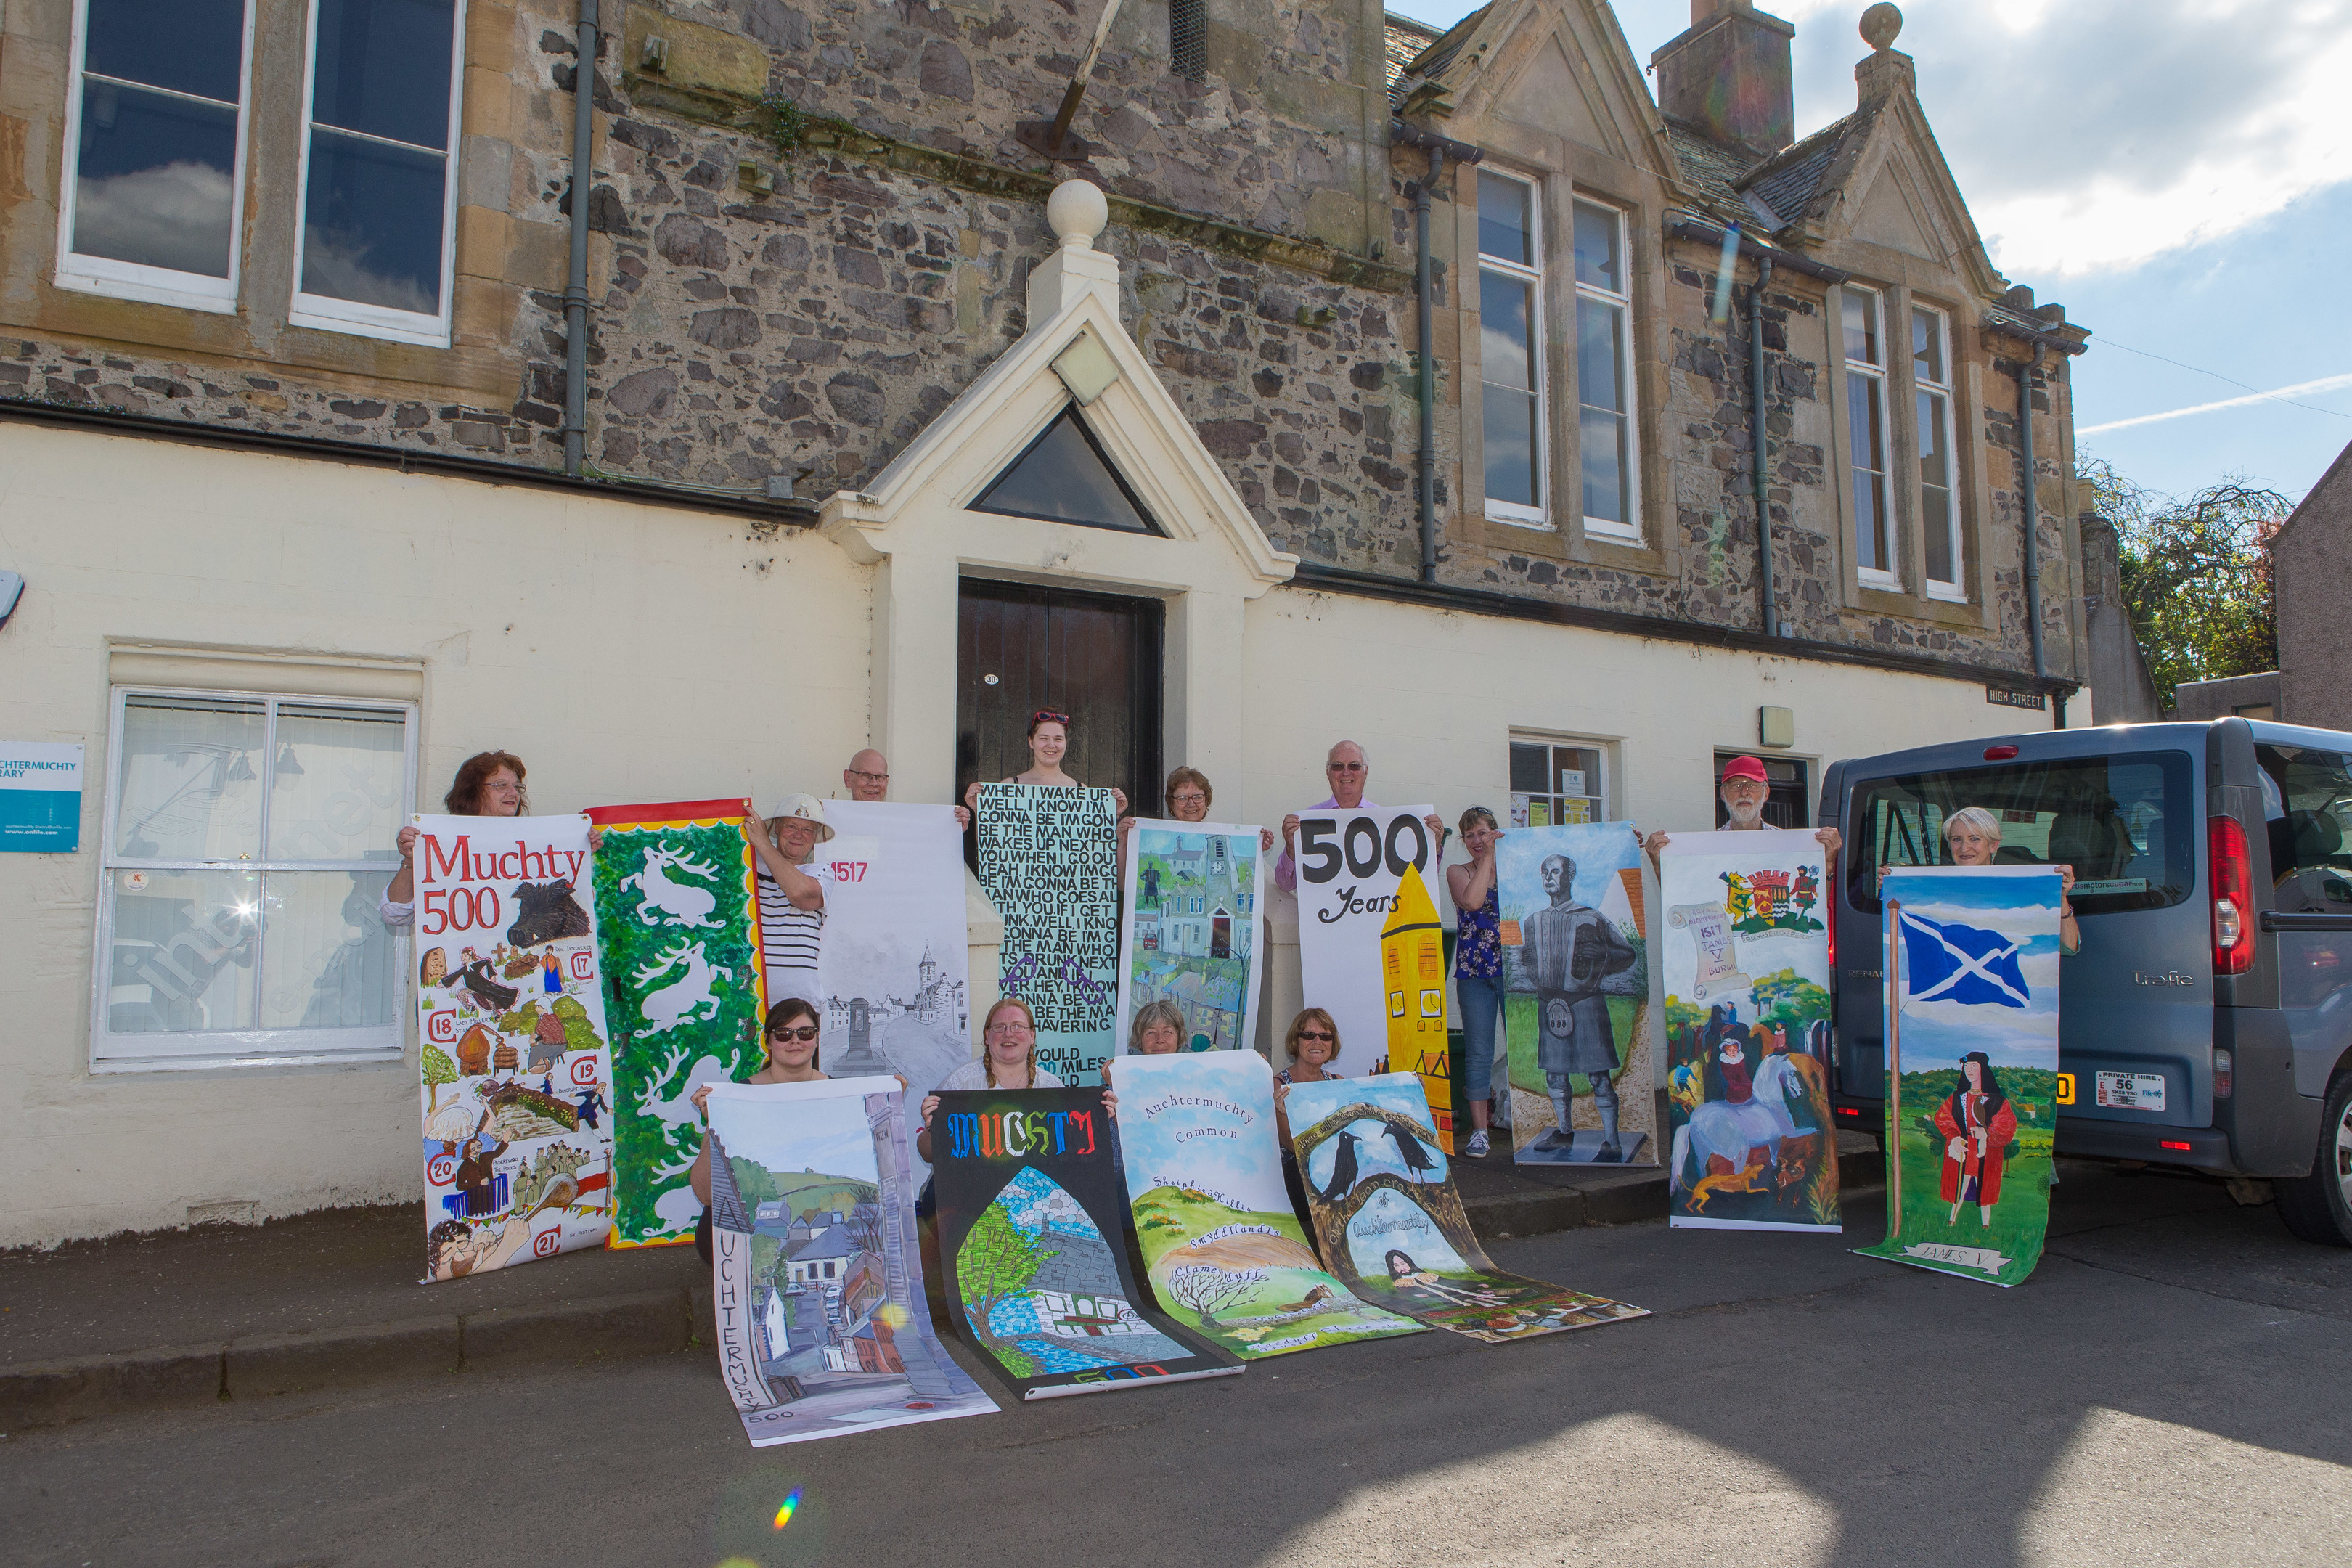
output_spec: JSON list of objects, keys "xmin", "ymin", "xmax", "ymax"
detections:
[
  {"xmin": 2015, "ymin": 345, "xmax": 2049, "ymax": 709},
  {"xmin": 1748, "ymin": 256, "xmax": 1778, "ymax": 637},
  {"xmin": 1391, "ymin": 120, "xmax": 1482, "ymax": 584},
  {"xmin": 562, "ymin": 0, "xmax": 602, "ymax": 477}
]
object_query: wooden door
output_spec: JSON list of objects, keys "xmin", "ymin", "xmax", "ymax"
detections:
[{"xmin": 957, "ymin": 579, "xmax": 1164, "ymax": 816}]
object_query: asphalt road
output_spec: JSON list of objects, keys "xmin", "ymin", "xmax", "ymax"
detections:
[{"xmin": 7, "ymin": 1162, "xmax": 2348, "ymax": 1568}]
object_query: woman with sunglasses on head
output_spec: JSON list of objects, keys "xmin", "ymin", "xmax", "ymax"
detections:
[
  {"xmin": 381, "ymin": 751, "xmax": 603, "ymax": 927},
  {"xmin": 963, "ymin": 709, "xmax": 1129, "ymax": 817},
  {"xmin": 1273, "ymin": 1008, "xmax": 1344, "ymax": 1219}
]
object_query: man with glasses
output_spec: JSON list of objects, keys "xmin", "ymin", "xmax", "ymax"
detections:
[
  {"xmin": 1274, "ymin": 740, "xmax": 1446, "ymax": 893},
  {"xmin": 842, "ymin": 747, "xmax": 970, "ymax": 830}
]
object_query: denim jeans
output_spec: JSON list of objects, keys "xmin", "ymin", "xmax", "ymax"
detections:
[{"xmin": 1455, "ymin": 972, "xmax": 1504, "ymax": 1106}]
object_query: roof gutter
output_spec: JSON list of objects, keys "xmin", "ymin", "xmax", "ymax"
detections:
[
  {"xmin": 1392, "ymin": 119, "xmax": 1484, "ymax": 584},
  {"xmin": 1665, "ymin": 216, "xmax": 1850, "ymax": 285}
]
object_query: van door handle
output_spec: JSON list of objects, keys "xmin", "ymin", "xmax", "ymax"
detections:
[{"xmin": 2260, "ymin": 911, "xmax": 2352, "ymax": 931}]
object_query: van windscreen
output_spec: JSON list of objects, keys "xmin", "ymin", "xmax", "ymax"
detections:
[{"xmin": 1846, "ymin": 751, "xmax": 2194, "ymax": 915}]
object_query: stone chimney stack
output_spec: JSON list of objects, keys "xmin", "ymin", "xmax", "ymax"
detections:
[{"xmin": 1652, "ymin": 0, "xmax": 1797, "ymax": 155}]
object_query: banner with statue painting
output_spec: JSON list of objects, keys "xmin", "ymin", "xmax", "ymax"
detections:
[
  {"xmin": 412, "ymin": 813, "xmax": 615, "ymax": 1281},
  {"xmin": 1114, "ymin": 818, "xmax": 1265, "ymax": 1056},
  {"xmin": 1494, "ymin": 822, "xmax": 1654, "ymax": 1167},
  {"xmin": 588, "ymin": 799, "xmax": 769, "ymax": 1249},
  {"xmin": 1657, "ymin": 829, "xmax": 1840, "ymax": 1231},
  {"xmin": 973, "ymin": 784, "xmax": 1119, "ymax": 1085}
]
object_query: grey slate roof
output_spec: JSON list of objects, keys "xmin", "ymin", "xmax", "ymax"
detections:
[{"xmin": 1385, "ymin": 7, "xmax": 1486, "ymax": 109}]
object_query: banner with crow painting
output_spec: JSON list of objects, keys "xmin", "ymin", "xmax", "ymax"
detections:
[
  {"xmin": 587, "ymin": 799, "xmax": 768, "ymax": 1249},
  {"xmin": 1658, "ymin": 830, "xmax": 1841, "ymax": 1232},
  {"xmin": 1108, "ymin": 1051, "xmax": 1424, "ymax": 1359},
  {"xmin": 412, "ymin": 812, "xmax": 614, "ymax": 1281},
  {"xmin": 1283, "ymin": 1073, "xmax": 1647, "ymax": 1342},
  {"xmin": 1858, "ymin": 867, "xmax": 2063, "ymax": 1288},
  {"xmin": 931, "ymin": 1087, "xmax": 1244, "ymax": 1399},
  {"xmin": 705, "ymin": 1077, "xmax": 996, "ymax": 1445}
]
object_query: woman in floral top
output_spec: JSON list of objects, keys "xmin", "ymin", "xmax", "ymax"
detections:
[{"xmin": 1447, "ymin": 807, "xmax": 1505, "ymax": 1157}]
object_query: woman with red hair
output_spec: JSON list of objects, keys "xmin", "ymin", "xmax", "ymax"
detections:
[{"xmin": 380, "ymin": 751, "xmax": 531, "ymax": 927}]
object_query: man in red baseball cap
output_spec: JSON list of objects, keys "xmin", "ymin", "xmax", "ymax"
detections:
[{"xmin": 1642, "ymin": 756, "xmax": 1841, "ymax": 867}]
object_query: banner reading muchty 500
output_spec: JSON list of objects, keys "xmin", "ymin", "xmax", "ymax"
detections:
[
  {"xmin": 412, "ymin": 813, "xmax": 614, "ymax": 1281},
  {"xmin": 975, "ymin": 784, "xmax": 1119, "ymax": 1085},
  {"xmin": 1115, "ymin": 818, "xmax": 1265, "ymax": 1055},
  {"xmin": 1658, "ymin": 829, "xmax": 1840, "ymax": 1232},
  {"xmin": 588, "ymin": 799, "xmax": 768, "ymax": 1249}
]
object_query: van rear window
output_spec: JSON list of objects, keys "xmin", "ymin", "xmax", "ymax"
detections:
[{"xmin": 1847, "ymin": 751, "xmax": 2194, "ymax": 915}]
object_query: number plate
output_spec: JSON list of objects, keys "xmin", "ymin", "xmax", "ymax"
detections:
[{"xmin": 2095, "ymin": 1071, "xmax": 2167, "ymax": 1111}]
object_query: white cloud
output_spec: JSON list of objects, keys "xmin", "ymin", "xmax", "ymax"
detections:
[
  {"xmin": 300, "ymin": 226, "xmax": 438, "ymax": 317},
  {"xmin": 72, "ymin": 162, "xmax": 234, "ymax": 277}
]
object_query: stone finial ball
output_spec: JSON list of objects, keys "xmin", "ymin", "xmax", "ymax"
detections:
[
  {"xmin": 1046, "ymin": 179, "xmax": 1109, "ymax": 250},
  {"xmin": 1860, "ymin": 3, "xmax": 1903, "ymax": 52}
]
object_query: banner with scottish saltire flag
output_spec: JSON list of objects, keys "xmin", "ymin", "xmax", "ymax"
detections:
[{"xmin": 1859, "ymin": 865, "xmax": 2064, "ymax": 1288}]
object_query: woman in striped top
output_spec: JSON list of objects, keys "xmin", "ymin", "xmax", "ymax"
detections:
[{"xmin": 745, "ymin": 793, "xmax": 830, "ymax": 1008}]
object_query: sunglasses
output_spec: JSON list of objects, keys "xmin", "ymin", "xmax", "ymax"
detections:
[
  {"xmin": 1031, "ymin": 710, "xmax": 1071, "ymax": 727},
  {"xmin": 769, "ymin": 1026, "xmax": 819, "ymax": 1042},
  {"xmin": 1295, "ymin": 1029, "xmax": 1335, "ymax": 1042},
  {"xmin": 1326, "ymin": 761, "xmax": 1365, "ymax": 772}
]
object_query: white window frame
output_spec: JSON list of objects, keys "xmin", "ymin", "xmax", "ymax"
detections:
[
  {"xmin": 287, "ymin": 0, "xmax": 469, "ymax": 347},
  {"xmin": 90, "ymin": 685, "xmax": 417, "ymax": 1073},
  {"xmin": 1477, "ymin": 170, "xmax": 1548, "ymax": 528},
  {"xmin": 54, "ymin": 0, "xmax": 258, "ymax": 314},
  {"xmin": 1572, "ymin": 197, "xmax": 1641, "ymax": 542},
  {"xmin": 1914, "ymin": 303, "xmax": 1964, "ymax": 601},
  {"xmin": 1843, "ymin": 284, "xmax": 1897, "ymax": 588},
  {"xmin": 1508, "ymin": 731, "xmax": 1614, "ymax": 826}
]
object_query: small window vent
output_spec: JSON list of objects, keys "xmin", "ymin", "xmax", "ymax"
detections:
[{"xmin": 1171, "ymin": 0, "xmax": 1206, "ymax": 82}]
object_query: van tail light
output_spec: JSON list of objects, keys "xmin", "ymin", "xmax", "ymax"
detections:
[
  {"xmin": 1984, "ymin": 745, "xmax": 2020, "ymax": 761},
  {"xmin": 2213, "ymin": 1048, "xmax": 2234, "ymax": 1099},
  {"xmin": 2209, "ymin": 817, "xmax": 2255, "ymax": 976}
]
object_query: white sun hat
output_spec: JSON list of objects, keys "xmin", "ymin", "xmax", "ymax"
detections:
[{"xmin": 764, "ymin": 793, "xmax": 836, "ymax": 842}]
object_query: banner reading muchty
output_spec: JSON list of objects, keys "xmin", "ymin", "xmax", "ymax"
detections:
[
  {"xmin": 975, "ymin": 784, "xmax": 1119, "ymax": 1085},
  {"xmin": 1858, "ymin": 866, "xmax": 2062, "ymax": 1288},
  {"xmin": 1115, "ymin": 818, "xmax": 1265, "ymax": 1055},
  {"xmin": 412, "ymin": 812, "xmax": 613, "ymax": 1281}
]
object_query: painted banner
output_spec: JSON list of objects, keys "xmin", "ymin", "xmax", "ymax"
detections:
[
  {"xmin": 412, "ymin": 813, "xmax": 613, "ymax": 1281},
  {"xmin": 931, "ymin": 1087, "xmax": 1244, "ymax": 1398},
  {"xmin": 814, "ymin": 800, "xmax": 972, "ymax": 1180},
  {"xmin": 1115, "ymin": 819, "xmax": 1265, "ymax": 1055},
  {"xmin": 1858, "ymin": 867, "xmax": 2063, "ymax": 1287},
  {"xmin": 588, "ymin": 799, "xmax": 768, "ymax": 1248},
  {"xmin": 1291, "ymin": 805, "xmax": 1454, "ymax": 1144},
  {"xmin": 1495, "ymin": 822, "xmax": 1654, "ymax": 1166},
  {"xmin": 705, "ymin": 1077, "xmax": 996, "ymax": 1445},
  {"xmin": 1285, "ymin": 1072, "xmax": 1648, "ymax": 1342},
  {"xmin": 1109, "ymin": 1052, "xmax": 1424, "ymax": 1359},
  {"xmin": 1659, "ymin": 829, "xmax": 1840, "ymax": 1231},
  {"xmin": 974, "ymin": 784, "xmax": 1119, "ymax": 1085}
]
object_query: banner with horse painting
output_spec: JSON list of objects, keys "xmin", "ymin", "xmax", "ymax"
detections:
[
  {"xmin": 1657, "ymin": 830, "xmax": 1840, "ymax": 1231},
  {"xmin": 705, "ymin": 1077, "xmax": 997, "ymax": 1445},
  {"xmin": 1109, "ymin": 1052, "xmax": 1424, "ymax": 1359},
  {"xmin": 1858, "ymin": 867, "xmax": 2063, "ymax": 1288},
  {"xmin": 412, "ymin": 813, "xmax": 614, "ymax": 1281},
  {"xmin": 587, "ymin": 799, "xmax": 769, "ymax": 1249},
  {"xmin": 1283, "ymin": 1072, "xmax": 1649, "ymax": 1342},
  {"xmin": 1114, "ymin": 819, "xmax": 1265, "ymax": 1056},
  {"xmin": 973, "ymin": 784, "xmax": 1120, "ymax": 1085},
  {"xmin": 1493, "ymin": 822, "xmax": 1654, "ymax": 1167}
]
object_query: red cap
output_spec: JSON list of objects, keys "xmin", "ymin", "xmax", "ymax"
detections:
[{"xmin": 1719, "ymin": 756, "xmax": 1770, "ymax": 785}]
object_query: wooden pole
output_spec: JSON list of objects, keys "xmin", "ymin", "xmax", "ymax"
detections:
[{"xmin": 1885, "ymin": 897, "xmax": 1903, "ymax": 1241}]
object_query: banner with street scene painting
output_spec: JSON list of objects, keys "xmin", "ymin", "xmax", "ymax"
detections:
[
  {"xmin": 1658, "ymin": 830, "xmax": 1840, "ymax": 1231},
  {"xmin": 412, "ymin": 813, "xmax": 614, "ymax": 1281},
  {"xmin": 974, "ymin": 784, "xmax": 1119, "ymax": 1085},
  {"xmin": 704, "ymin": 1077, "xmax": 996, "ymax": 1445},
  {"xmin": 1858, "ymin": 867, "xmax": 2063, "ymax": 1288},
  {"xmin": 1115, "ymin": 818, "xmax": 1265, "ymax": 1056},
  {"xmin": 1283, "ymin": 1072, "xmax": 1648, "ymax": 1342},
  {"xmin": 588, "ymin": 799, "xmax": 768, "ymax": 1248},
  {"xmin": 1108, "ymin": 1051, "xmax": 1424, "ymax": 1360},
  {"xmin": 814, "ymin": 800, "xmax": 972, "ymax": 1182},
  {"xmin": 1494, "ymin": 822, "xmax": 1654, "ymax": 1167}
]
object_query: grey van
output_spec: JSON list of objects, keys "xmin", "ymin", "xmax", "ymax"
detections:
[{"xmin": 1823, "ymin": 716, "xmax": 2352, "ymax": 1245}]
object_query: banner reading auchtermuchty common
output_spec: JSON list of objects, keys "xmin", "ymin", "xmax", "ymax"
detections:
[
  {"xmin": 587, "ymin": 799, "xmax": 767, "ymax": 1248},
  {"xmin": 1285, "ymin": 1072, "xmax": 1647, "ymax": 1342},
  {"xmin": 412, "ymin": 813, "xmax": 614, "ymax": 1281},
  {"xmin": 932, "ymin": 1087, "xmax": 1244, "ymax": 1399},
  {"xmin": 1116, "ymin": 818, "xmax": 1265, "ymax": 1055},
  {"xmin": 1291, "ymin": 805, "xmax": 1455, "ymax": 1140},
  {"xmin": 1858, "ymin": 866, "xmax": 2062, "ymax": 1288},
  {"xmin": 1495, "ymin": 822, "xmax": 1654, "ymax": 1167},
  {"xmin": 1658, "ymin": 828, "xmax": 1840, "ymax": 1232},
  {"xmin": 1110, "ymin": 1052, "xmax": 1423, "ymax": 1360},
  {"xmin": 974, "ymin": 784, "xmax": 1118, "ymax": 1085},
  {"xmin": 814, "ymin": 800, "xmax": 971, "ymax": 1180},
  {"xmin": 705, "ymin": 1077, "xmax": 996, "ymax": 1445}
]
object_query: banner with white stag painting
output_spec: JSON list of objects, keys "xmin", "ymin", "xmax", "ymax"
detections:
[
  {"xmin": 588, "ymin": 799, "xmax": 769, "ymax": 1249},
  {"xmin": 413, "ymin": 813, "xmax": 615, "ymax": 1281}
]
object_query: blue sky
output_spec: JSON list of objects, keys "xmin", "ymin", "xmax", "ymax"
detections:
[{"xmin": 1392, "ymin": 0, "xmax": 2352, "ymax": 505}]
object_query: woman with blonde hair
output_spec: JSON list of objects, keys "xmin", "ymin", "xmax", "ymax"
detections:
[
  {"xmin": 1127, "ymin": 997, "xmax": 1190, "ymax": 1056},
  {"xmin": 1883, "ymin": 805, "xmax": 2079, "ymax": 955},
  {"xmin": 1274, "ymin": 1007, "xmax": 1344, "ymax": 1218},
  {"xmin": 916, "ymin": 995, "xmax": 1065, "ymax": 1164}
]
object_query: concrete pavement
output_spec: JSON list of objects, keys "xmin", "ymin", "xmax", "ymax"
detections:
[{"xmin": 5, "ymin": 1160, "xmax": 2345, "ymax": 1567}]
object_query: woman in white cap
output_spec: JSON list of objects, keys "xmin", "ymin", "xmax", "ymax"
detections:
[{"xmin": 746, "ymin": 794, "xmax": 831, "ymax": 1007}]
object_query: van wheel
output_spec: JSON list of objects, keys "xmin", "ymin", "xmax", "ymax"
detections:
[{"xmin": 2276, "ymin": 1071, "xmax": 2352, "ymax": 1247}]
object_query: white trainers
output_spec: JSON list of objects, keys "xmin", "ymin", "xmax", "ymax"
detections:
[{"xmin": 1465, "ymin": 1130, "xmax": 1492, "ymax": 1158}]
